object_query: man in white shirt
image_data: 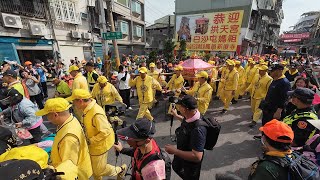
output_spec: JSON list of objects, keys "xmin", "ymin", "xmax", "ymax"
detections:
[{"xmin": 117, "ymin": 65, "xmax": 132, "ymax": 109}]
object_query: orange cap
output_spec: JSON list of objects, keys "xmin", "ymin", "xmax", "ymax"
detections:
[
  {"xmin": 24, "ymin": 61, "xmax": 32, "ymax": 65},
  {"xmin": 168, "ymin": 63, "xmax": 173, "ymax": 67},
  {"xmin": 259, "ymin": 119, "xmax": 294, "ymax": 143}
]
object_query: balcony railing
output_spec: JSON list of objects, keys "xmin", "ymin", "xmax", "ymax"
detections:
[{"xmin": 0, "ymin": 0, "xmax": 46, "ymax": 19}]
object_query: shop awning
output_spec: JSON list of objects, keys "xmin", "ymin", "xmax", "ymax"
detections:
[{"xmin": 15, "ymin": 45, "xmax": 53, "ymax": 51}]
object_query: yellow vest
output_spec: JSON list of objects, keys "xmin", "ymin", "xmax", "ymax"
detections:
[
  {"xmin": 129, "ymin": 75, "xmax": 161, "ymax": 104},
  {"xmin": 186, "ymin": 82, "xmax": 213, "ymax": 114},
  {"xmin": 91, "ymin": 82, "xmax": 122, "ymax": 107},
  {"xmin": 166, "ymin": 74, "xmax": 184, "ymax": 91},
  {"xmin": 249, "ymin": 74, "xmax": 273, "ymax": 99},
  {"xmin": 82, "ymin": 100, "xmax": 115, "ymax": 155},
  {"xmin": 245, "ymin": 66, "xmax": 258, "ymax": 84},
  {"xmin": 224, "ymin": 69, "xmax": 239, "ymax": 91},
  {"xmin": 9, "ymin": 82, "xmax": 25, "ymax": 96},
  {"xmin": 51, "ymin": 116, "xmax": 92, "ymax": 179},
  {"xmin": 73, "ymin": 73, "xmax": 89, "ymax": 91},
  {"xmin": 88, "ymin": 70, "xmax": 98, "ymax": 87},
  {"xmin": 148, "ymin": 70, "xmax": 160, "ymax": 82},
  {"xmin": 236, "ymin": 66, "xmax": 245, "ymax": 85}
]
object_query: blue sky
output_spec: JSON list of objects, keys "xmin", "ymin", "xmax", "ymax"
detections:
[{"xmin": 145, "ymin": 0, "xmax": 320, "ymax": 33}]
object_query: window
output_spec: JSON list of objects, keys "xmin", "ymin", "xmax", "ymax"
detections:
[
  {"xmin": 116, "ymin": 0, "xmax": 129, "ymax": 7},
  {"xmin": 119, "ymin": 21, "xmax": 129, "ymax": 35},
  {"xmin": 0, "ymin": 0, "xmax": 46, "ymax": 18},
  {"xmin": 50, "ymin": 0, "xmax": 81, "ymax": 24},
  {"xmin": 131, "ymin": 1, "xmax": 141, "ymax": 15},
  {"xmin": 133, "ymin": 25, "xmax": 142, "ymax": 37}
]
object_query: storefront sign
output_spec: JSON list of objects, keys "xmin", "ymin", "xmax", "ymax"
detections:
[
  {"xmin": 280, "ymin": 33, "xmax": 310, "ymax": 40},
  {"xmin": 283, "ymin": 39, "xmax": 302, "ymax": 43},
  {"xmin": 175, "ymin": 10, "xmax": 244, "ymax": 51},
  {"xmin": 18, "ymin": 39, "xmax": 38, "ymax": 43}
]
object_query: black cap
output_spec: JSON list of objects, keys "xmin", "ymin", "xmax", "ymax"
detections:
[
  {"xmin": 0, "ymin": 159, "xmax": 44, "ymax": 180},
  {"xmin": 268, "ymin": 63, "xmax": 284, "ymax": 71},
  {"xmin": 177, "ymin": 95, "xmax": 198, "ymax": 110},
  {"xmin": 289, "ymin": 63, "xmax": 298, "ymax": 68},
  {"xmin": 2, "ymin": 70, "xmax": 17, "ymax": 78},
  {"xmin": 117, "ymin": 119, "xmax": 156, "ymax": 140},
  {"xmin": 288, "ymin": 88, "xmax": 315, "ymax": 104},
  {"xmin": 85, "ymin": 62, "xmax": 95, "ymax": 67}
]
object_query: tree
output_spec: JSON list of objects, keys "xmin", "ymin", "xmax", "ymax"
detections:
[
  {"xmin": 178, "ymin": 39, "xmax": 187, "ymax": 60},
  {"xmin": 147, "ymin": 50, "xmax": 157, "ymax": 64},
  {"xmin": 163, "ymin": 39, "xmax": 176, "ymax": 63}
]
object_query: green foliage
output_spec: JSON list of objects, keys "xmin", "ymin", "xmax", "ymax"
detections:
[
  {"xmin": 148, "ymin": 50, "xmax": 157, "ymax": 64},
  {"xmin": 179, "ymin": 40, "xmax": 187, "ymax": 60},
  {"xmin": 163, "ymin": 39, "xmax": 176, "ymax": 63},
  {"xmin": 204, "ymin": 53, "xmax": 213, "ymax": 61}
]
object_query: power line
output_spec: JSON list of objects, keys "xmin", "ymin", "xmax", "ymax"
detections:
[
  {"xmin": 145, "ymin": 1, "xmax": 168, "ymax": 17},
  {"xmin": 144, "ymin": 4, "xmax": 165, "ymax": 19}
]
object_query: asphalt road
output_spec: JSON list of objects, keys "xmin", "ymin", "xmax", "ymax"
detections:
[{"xmin": 45, "ymin": 86, "xmax": 262, "ymax": 180}]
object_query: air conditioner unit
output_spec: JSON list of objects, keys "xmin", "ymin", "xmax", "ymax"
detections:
[
  {"xmin": 83, "ymin": 32, "xmax": 92, "ymax": 40},
  {"xmin": 29, "ymin": 22, "xmax": 47, "ymax": 36},
  {"xmin": 71, "ymin": 30, "xmax": 81, "ymax": 39},
  {"xmin": 1, "ymin": 13, "xmax": 23, "ymax": 29}
]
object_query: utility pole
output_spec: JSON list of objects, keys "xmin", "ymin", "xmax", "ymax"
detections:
[
  {"xmin": 168, "ymin": 15, "xmax": 171, "ymax": 40},
  {"xmin": 106, "ymin": 0, "xmax": 120, "ymax": 69},
  {"xmin": 98, "ymin": 0, "xmax": 109, "ymax": 75}
]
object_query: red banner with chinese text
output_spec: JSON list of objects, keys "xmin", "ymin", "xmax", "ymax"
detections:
[{"xmin": 175, "ymin": 10, "xmax": 244, "ymax": 52}]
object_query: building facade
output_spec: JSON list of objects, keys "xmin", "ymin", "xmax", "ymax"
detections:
[
  {"xmin": 0, "ymin": 0, "xmax": 146, "ymax": 66},
  {"xmin": 174, "ymin": 0, "xmax": 284, "ymax": 55},
  {"xmin": 146, "ymin": 15, "xmax": 174, "ymax": 52}
]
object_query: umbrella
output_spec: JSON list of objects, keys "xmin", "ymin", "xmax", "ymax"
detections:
[{"xmin": 180, "ymin": 58, "xmax": 213, "ymax": 80}]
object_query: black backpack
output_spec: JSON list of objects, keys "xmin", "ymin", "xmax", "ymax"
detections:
[
  {"xmin": 138, "ymin": 148, "xmax": 172, "ymax": 180},
  {"xmin": 266, "ymin": 152, "xmax": 320, "ymax": 180},
  {"xmin": 195, "ymin": 117, "xmax": 221, "ymax": 150}
]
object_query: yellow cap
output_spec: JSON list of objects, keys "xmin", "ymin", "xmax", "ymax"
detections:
[
  {"xmin": 196, "ymin": 71, "xmax": 209, "ymax": 79},
  {"xmin": 174, "ymin": 65, "xmax": 183, "ymax": 71},
  {"xmin": 69, "ymin": 65, "xmax": 79, "ymax": 72},
  {"xmin": 138, "ymin": 67, "xmax": 148, "ymax": 74},
  {"xmin": 149, "ymin": 63, "xmax": 156, "ymax": 68},
  {"xmin": 226, "ymin": 60, "xmax": 235, "ymax": 66},
  {"xmin": 248, "ymin": 58, "xmax": 253, "ymax": 62},
  {"xmin": 66, "ymin": 89, "xmax": 92, "ymax": 102},
  {"xmin": 258, "ymin": 65, "xmax": 269, "ymax": 71},
  {"xmin": 235, "ymin": 60, "xmax": 241, "ymax": 65},
  {"xmin": 281, "ymin": 61, "xmax": 288, "ymax": 65},
  {"xmin": 97, "ymin": 76, "xmax": 108, "ymax": 84},
  {"xmin": 35, "ymin": 98, "xmax": 72, "ymax": 116},
  {"xmin": 208, "ymin": 60, "xmax": 215, "ymax": 65}
]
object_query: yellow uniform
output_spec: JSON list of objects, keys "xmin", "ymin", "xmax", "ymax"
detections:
[
  {"xmin": 209, "ymin": 67, "xmax": 218, "ymax": 92},
  {"xmin": 55, "ymin": 80, "xmax": 71, "ymax": 97},
  {"xmin": 235, "ymin": 66, "xmax": 245, "ymax": 100},
  {"xmin": 51, "ymin": 115, "xmax": 92, "ymax": 179},
  {"xmin": 221, "ymin": 68, "xmax": 239, "ymax": 110},
  {"xmin": 244, "ymin": 66, "xmax": 258, "ymax": 94},
  {"xmin": 81, "ymin": 100, "xmax": 120, "ymax": 180},
  {"xmin": 148, "ymin": 70, "xmax": 161, "ymax": 104},
  {"xmin": 166, "ymin": 74, "xmax": 184, "ymax": 91},
  {"xmin": 91, "ymin": 82, "xmax": 123, "ymax": 107},
  {"xmin": 186, "ymin": 82, "xmax": 213, "ymax": 114},
  {"xmin": 283, "ymin": 67, "xmax": 289, "ymax": 75},
  {"xmin": 246, "ymin": 74, "xmax": 273, "ymax": 121},
  {"xmin": 217, "ymin": 66, "xmax": 228, "ymax": 98},
  {"xmin": 129, "ymin": 75, "xmax": 161, "ymax": 120},
  {"xmin": 87, "ymin": 70, "xmax": 99, "ymax": 90},
  {"xmin": 72, "ymin": 72, "xmax": 89, "ymax": 91}
]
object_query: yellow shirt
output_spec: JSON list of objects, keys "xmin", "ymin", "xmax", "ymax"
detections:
[
  {"xmin": 211, "ymin": 68, "xmax": 218, "ymax": 80},
  {"xmin": 247, "ymin": 73, "xmax": 273, "ymax": 99},
  {"xmin": 236, "ymin": 66, "xmax": 245, "ymax": 85},
  {"xmin": 50, "ymin": 115, "xmax": 92, "ymax": 179},
  {"xmin": 72, "ymin": 73, "xmax": 89, "ymax": 91},
  {"xmin": 186, "ymin": 82, "xmax": 213, "ymax": 114},
  {"xmin": 166, "ymin": 74, "xmax": 184, "ymax": 91},
  {"xmin": 129, "ymin": 75, "xmax": 162, "ymax": 104},
  {"xmin": 245, "ymin": 66, "xmax": 258, "ymax": 84},
  {"xmin": 56, "ymin": 80, "xmax": 71, "ymax": 97},
  {"xmin": 91, "ymin": 82, "xmax": 123, "ymax": 107},
  {"xmin": 9, "ymin": 81, "xmax": 25, "ymax": 96},
  {"xmin": 283, "ymin": 67, "xmax": 289, "ymax": 74},
  {"xmin": 148, "ymin": 70, "xmax": 160, "ymax": 82},
  {"xmin": 81, "ymin": 100, "xmax": 115, "ymax": 155},
  {"xmin": 224, "ymin": 68, "xmax": 239, "ymax": 91}
]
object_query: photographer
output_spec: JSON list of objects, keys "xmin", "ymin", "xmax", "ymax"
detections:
[{"xmin": 165, "ymin": 95, "xmax": 207, "ymax": 180}]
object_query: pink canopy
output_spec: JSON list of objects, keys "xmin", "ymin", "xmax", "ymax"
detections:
[{"xmin": 181, "ymin": 58, "xmax": 213, "ymax": 70}]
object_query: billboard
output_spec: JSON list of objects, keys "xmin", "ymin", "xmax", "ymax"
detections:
[
  {"xmin": 280, "ymin": 33, "xmax": 310, "ymax": 40},
  {"xmin": 175, "ymin": 10, "xmax": 244, "ymax": 52},
  {"xmin": 283, "ymin": 39, "xmax": 302, "ymax": 43}
]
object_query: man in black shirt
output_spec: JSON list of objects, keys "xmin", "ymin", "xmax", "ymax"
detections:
[
  {"xmin": 261, "ymin": 63, "xmax": 291, "ymax": 125},
  {"xmin": 165, "ymin": 95, "xmax": 207, "ymax": 180},
  {"xmin": 285, "ymin": 63, "xmax": 300, "ymax": 82}
]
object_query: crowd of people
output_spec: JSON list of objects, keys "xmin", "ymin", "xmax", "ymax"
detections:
[{"xmin": 0, "ymin": 53, "xmax": 320, "ymax": 179}]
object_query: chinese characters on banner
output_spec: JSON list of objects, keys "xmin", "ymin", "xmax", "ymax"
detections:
[{"xmin": 175, "ymin": 10, "xmax": 244, "ymax": 51}]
